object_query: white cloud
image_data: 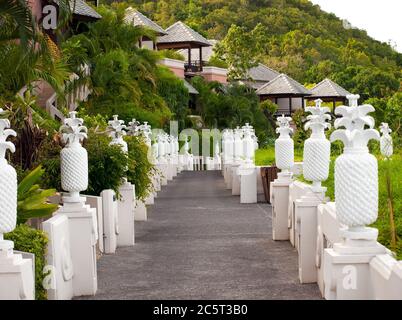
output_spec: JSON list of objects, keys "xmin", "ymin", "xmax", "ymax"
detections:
[{"xmin": 310, "ymin": 0, "xmax": 402, "ymax": 52}]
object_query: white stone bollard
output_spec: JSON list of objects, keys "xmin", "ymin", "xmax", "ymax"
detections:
[
  {"xmin": 369, "ymin": 254, "xmax": 402, "ymax": 299},
  {"xmin": 238, "ymin": 124, "xmax": 257, "ymax": 203},
  {"xmin": 231, "ymin": 127, "xmax": 243, "ymax": 196},
  {"xmin": 271, "ymin": 115, "xmax": 294, "ymax": 241},
  {"xmin": 42, "ymin": 214, "xmax": 74, "ymax": 300},
  {"xmin": 101, "ymin": 189, "xmax": 118, "ymax": 253},
  {"xmin": 135, "ymin": 199, "xmax": 147, "ymax": 221},
  {"xmin": 324, "ymin": 94, "xmax": 387, "ymax": 300},
  {"xmin": 0, "ymin": 110, "xmax": 35, "ymax": 300},
  {"xmin": 222, "ymin": 129, "xmax": 234, "ymax": 187},
  {"xmin": 58, "ymin": 111, "xmax": 97, "ymax": 297},
  {"xmin": 85, "ymin": 195, "xmax": 104, "ymax": 253},
  {"xmin": 296, "ymin": 99, "xmax": 331, "ymax": 283}
]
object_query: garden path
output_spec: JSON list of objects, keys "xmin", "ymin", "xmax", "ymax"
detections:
[{"xmin": 78, "ymin": 171, "xmax": 320, "ymax": 299}]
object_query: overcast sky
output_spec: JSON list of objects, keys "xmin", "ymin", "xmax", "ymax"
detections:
[{"xmin": 310, "ymin": 0, "xmax": 401, "ymax": 52}]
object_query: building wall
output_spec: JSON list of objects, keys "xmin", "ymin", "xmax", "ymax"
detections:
[
  {"xmin": 28, "ymin": 0, "xmax": 43, "ymax": 20},
  {"xmin": 158, "ymin": 58, "xmax": 185, "ymax": 79},
  {"xmin": 200, "ymin": 67, "xmax": 228, "ymax": 84}
]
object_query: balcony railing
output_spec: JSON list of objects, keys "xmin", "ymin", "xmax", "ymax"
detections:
[{"xmin": 184, "ymin": 60, "xmax": 205, "ymax": 73}]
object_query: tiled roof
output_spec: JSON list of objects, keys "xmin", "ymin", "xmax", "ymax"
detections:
[
  {"xmin": 256, "ymin": 74, "xmax": 311, "ymax": 96},
  {"xmin": 178, "ymin": 39, "xmax": 218, "ymax": 61},
  {"xmin": 54, "ymin": 0, "xmax": 102, "ymax": 19},
  {"xmin": 310, "ymin": 78, "xmax": 351, "ymax": 97},
  {"xmin": 158, "ymin": 21, "xmax": 211, "ymax": 46},
  {"xmin": 246, "ymin": 63, "xmax": 280, "ymax": 82},
  {"xmin": 183, "ymin": 80, "xmax": 199, "ymax": 95},
  {"xmin": 124, "ymin": 7, "xmax": 167, "ymax": 35}
]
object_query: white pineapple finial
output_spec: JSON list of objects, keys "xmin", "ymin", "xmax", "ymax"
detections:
[
  {"xmin": 59, "ymin": 111, "xmax": 89, "ymax": 202},
  {"xmin": 330, "ymin": 94, "xmax": 380, "ymax": 149},
  {"xmin": 0, "ymin": 109, "xmax": 17, "ymax": 161},
  {"xmin": 127, "ymin": 118, "xmax": 140, "ymax": 136},
  {"xmin": 108, "ymin": 115, "xmax": 127, "ymax": 140},
  {"xmin": 0, "ymin": 108, "xmax": 17, "ymax": 241},
  {"xmin": 60, "ymin": 111, "xmax": 88, "ymax": 146},
  {"xmin": 330, "ymin": 94, "xmax": 380, "ymax": 232},
  {"xmin": 275, "ymin": 114, "xmax": 294, "ymax": 174},
  {"xmin": 304, "ymin": 99, "xmax": 331, "ymax": 136},
  {"xmin": 303, "ymin": 99, "xmax": 331, "ymax": 192},
  {"xmin": 379, "ymin": 122, "xmax": 393, "ymax": 159},
  {"xmin": 276, "ymin": 114, "xmax": 294, "ymax": 137}
]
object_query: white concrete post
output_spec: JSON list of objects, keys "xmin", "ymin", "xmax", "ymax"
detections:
[
  {"xmin": 238, "ymin": 124, "xmax": 257, "ymax": 203},
  {"xmin": 231, "ymin": 127, "xmax": 243, "ymax": 196},
  {"xmin": 108, "ymin": 115, "xmax": 135, "ymax": 246},
  {"xmin": 296, "ymin": 99, "xmax": 331, "ymax": 283},
  {"xmin": 223, "ymin": 129, "xmax": 234, "ymax": 189},
  {"xmin": 324, "ymin": 94, "xmax": 386, "ymax": 300},
  {"xmin": 0, "ymin": 109, "xmax": 35, "ymax": 300},
  {"xmin": 271, "ymin": 115, "xmax": 294, "ymax": 240},
  {"xmin": 58, "ymin": 111, "xmax": 97, "ymax": 296}
]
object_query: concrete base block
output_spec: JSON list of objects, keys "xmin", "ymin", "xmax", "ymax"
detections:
[
  {"xmin": 42, "ymin": 214, "xmax": 74, "ymax": 300},
  {"xmin": 370, "ymin": 254, "xmax": 402, "ymax": 299},
  {"xmin": 101, "ymin": 190, "xmax": 118, "ymax": 254},
  {"xmin": 271, "ymin": 172, "xmax": 293, "ymax": 241},
  {"xmin": 135, "ymin": 200, "xmax": 147, "ymax": 221},
  {"xmin": 324, "ymin": 227, "xmax": 386, "ymax": 300},
  {"xmin": 295, "ymin": 189, "xmax": 327, "ymax": 283},
  {"xmin": 56, "ymin": 198, "xmax": 97, "ymax": 296},
  {"xmin": 239, "ymin": 166, "xmax": 257, "ymax": 204},
  {"xmin": 117, "ymin": 182, "xmax": 135, "ymax": 247},
  {"xmin": 231, "ymin": 164, "xmax": 241, "ymax": 196},
  {"xmin": 0, "ymin": 241, "xmax": 35, "ymax": 300}
]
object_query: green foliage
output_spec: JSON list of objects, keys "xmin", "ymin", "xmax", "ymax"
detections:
[
  {"xmin": 255, "ymin": 146, "xmax": 303, "ymax": 166},
  {"xmin": 84, "ymin": 131, "xmax": 128, "ymax": 196},
  {"xmin": 125, "ymin": 136, "xmax": 155, "ymax": 201},
  {"xmin": 62, "ymin": 4, "xmax": 182, "ymax": 128},
  {"xmin": 17, "ymin": 166, "xmax": 58, "ymax": 225},
  {"xmin": 5, "ymin": 224, "xmax": 48, "ymax": 300},
  {"xmin": 156, "ymin": 66, "xmax": 189, "ymax": 129},
  {"xmin": 292, "ymin": 108, "xmax": 308, "ymax": 149},
  {"xmin": 132, "ymin": 0, "xmax": 401, "ymax": 99}
]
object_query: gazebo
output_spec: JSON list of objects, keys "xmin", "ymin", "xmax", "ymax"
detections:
[
  {"xmin": 241, "ymin": 63, "xmax": 280, "ymax": 90},
  {"xmin": 307, "ymin": 78, "xmax": 351, "ymax": 110},
  {"xmin": 256, "ymin": 73, "xmax": 312, "ymax": 116},
  {"xmin": 157, "ymin": 21, "xmax": 211, "ymax": 74},
  {"xmin": 124, "ymin": 7, "xmax": 167, "ymax": 50}
]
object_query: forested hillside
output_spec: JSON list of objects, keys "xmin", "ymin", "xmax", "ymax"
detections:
[{"xmin": 111, "ymin": 0, "xmax": 401, "ymax": 100}]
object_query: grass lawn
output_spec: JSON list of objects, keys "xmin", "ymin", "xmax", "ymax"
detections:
[{"xmin": 256, "ymin": 146, "xmax": 402, "ymax": 259}]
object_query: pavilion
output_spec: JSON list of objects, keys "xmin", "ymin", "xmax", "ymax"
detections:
[
  {"xmin": 124, "ymin": 7, "xmax": 167, "ymax": 50},
  {"xmin": 240, "ymin": 63, "xmax": 280, "ymax": 90},
  {"xmin": 256, "ymin": 73, "xmax": 312, "ymax": 115},
  {"xmin": 157, "ymin": 21, "xmax": 211, "ymax": 74},
  {"xmin": 307, "ymin": 78, "xmax": 351, "ymax": 110}
]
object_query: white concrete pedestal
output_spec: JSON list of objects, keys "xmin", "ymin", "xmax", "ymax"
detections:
[
  {"xmin": 238, "ymin": 165, "xmax": 257, "ymax": 204},
  {"xmin": 153, "ymin": 171, "xmax": 161, "ymax": 192},
  {"xmin": 158, "ymin": 161, "xmax": 168, "ymax": 186},
  {"xmin": 295, "ymin": 188, "xmax": 327, "ymax": 283},
  {"xmin": 101, "ymin": 190, "xmax": 118, "ymax": 254},
  {"xmin": 324, "ymin": 227, "xmax": 387, "ymax": 300},
  {"xmin": 56, "ymin": 198, "xmax": 97, "ymax": 296},
  {"xmin": 231, "ymin": 164, "xmax": 241, "ymax": 195},
  {"xmin": 135, "ymin": 200, "xmax": 147, "ymax": 221},
  {"xmin": 271, "ymin": 172, "xmax": 293, "ymax": 241},
  {"xmin": 0, "ymin": 240, "xmax": 35, "ymax": 300},
  {"xmin": 42, "ymin": 214, "xmax": 74, "ymax": 300},
  {"xmin": 117, "ymin": 181, "xmax": 135, "ymax": 247},
  {"xmin": 145, "ymin": 192, "xmax": 154, "ymax": 205}
]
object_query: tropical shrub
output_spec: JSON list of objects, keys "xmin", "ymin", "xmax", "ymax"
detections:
[
  {"xmin": 5, "ymin": 224, "xmax": 48, "ymax": 300},
  {"xmin": 84, "ymin": 131, "xmax": 128, "ymax": 197},
  {"xmin": 126, "ymin": 135, "xmax": 155, "ymax": 201}
]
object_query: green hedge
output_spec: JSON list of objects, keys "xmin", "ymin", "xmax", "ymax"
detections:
[{"xmin": 5, "ymin": 224, "xmax": 48, "ymax": 300}]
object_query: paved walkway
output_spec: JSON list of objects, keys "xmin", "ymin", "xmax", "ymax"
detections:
[{"xmin": 80, "ymin": 171, "xmax": 320, "ymax": 300}]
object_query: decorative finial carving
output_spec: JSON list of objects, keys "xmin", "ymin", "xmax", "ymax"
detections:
[{"xmin": 60, "ymin": 111, "xmax": 87, "ymax": 146}]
